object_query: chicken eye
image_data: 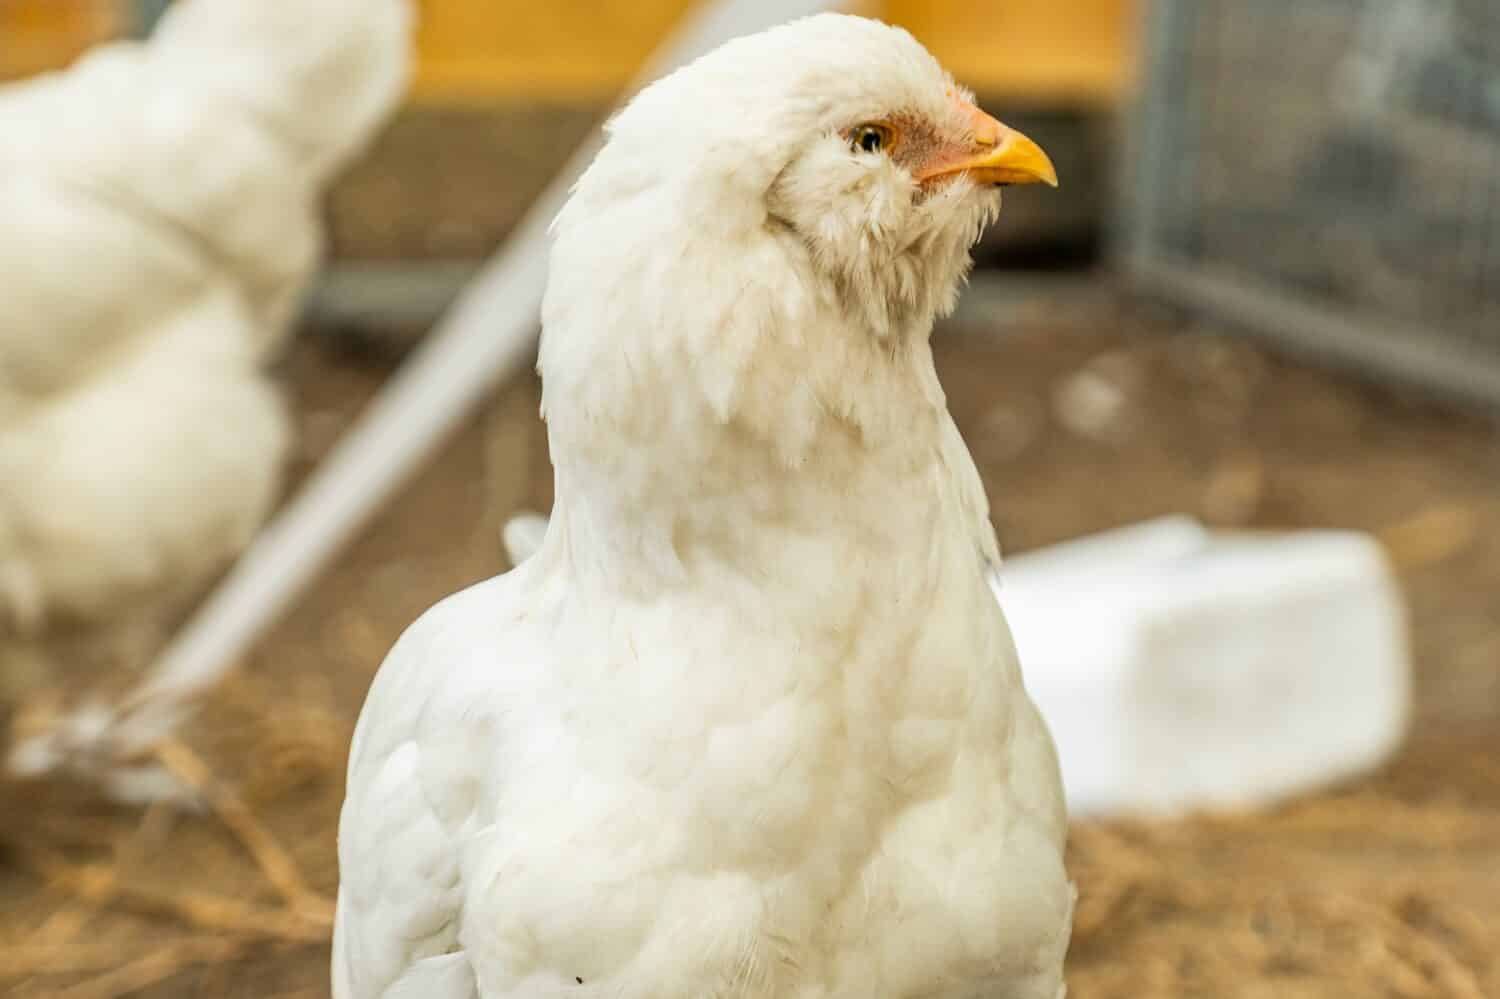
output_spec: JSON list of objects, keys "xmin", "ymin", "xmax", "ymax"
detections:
[{"xmin": 851, "ymin": 124, "xmax": 892, "ymax": 155}]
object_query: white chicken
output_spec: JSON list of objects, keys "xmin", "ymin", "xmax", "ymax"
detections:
[
  {"xmin": 0, "ymin": 0, "xmax": 412, "ymax": 700},
  {"xmin": 336, "ymin": 14, "xmax": 1072, "ymax": 999}
]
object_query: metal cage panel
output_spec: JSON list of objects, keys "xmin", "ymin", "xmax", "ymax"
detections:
[{"xmin": 1124, "ymin": 0, "xmax": 1500, "ymax": 406}]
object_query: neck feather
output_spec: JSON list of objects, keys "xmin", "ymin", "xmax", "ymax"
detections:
[
  {"xmin": 543, "ymin": 330, "xmax": 962, "ymax": 595},
  {"xmin": 536, "ymin": 192, "xmax": 994, "ymax": 598}
]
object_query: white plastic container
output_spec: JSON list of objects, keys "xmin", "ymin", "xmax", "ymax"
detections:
[{"xmin": 1000, "ymin": 517, "xmax": 1411, "ymax": 816}]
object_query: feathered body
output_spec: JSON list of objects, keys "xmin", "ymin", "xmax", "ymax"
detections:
[
  {"xmin": 0, "ymin": 0, "xmax": 411, "ymax": 694},
  {"xmin": 337, "ymin": 15, "xmax": 1071, "ymax": 998}
]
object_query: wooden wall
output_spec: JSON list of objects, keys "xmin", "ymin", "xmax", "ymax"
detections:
[
  {"xmin": 0, "ymin": 0, "xmax": 120, "ymax": 81},
  {"xmin": 409, "ymin": 0, "xmax": 1138, "ymax": 105},
  {"xmin": 884, "ymin": 0, "xmax": 1138, "ymax": 104},
  {"xmin": 0, "ymin": 0, "xmax": 1139, "ymax": 104},
  {"xmin": 410, "ymin": 0, "xmax": 696, "ymax": 103}
]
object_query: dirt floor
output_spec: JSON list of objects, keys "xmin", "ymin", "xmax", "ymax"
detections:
[{"xmin": 1, "ymin": 283, "xmax": 1497, "ymax": 997}]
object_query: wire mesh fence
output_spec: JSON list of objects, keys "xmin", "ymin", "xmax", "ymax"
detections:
[{"xmin": 1123, "ymin": 0, "xmax": 1500, "ymax": 407}]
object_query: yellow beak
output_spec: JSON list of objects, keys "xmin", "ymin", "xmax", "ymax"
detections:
[{"xmin": 916, "ymin": 99, "xmax": 1059, "ymax": 189}]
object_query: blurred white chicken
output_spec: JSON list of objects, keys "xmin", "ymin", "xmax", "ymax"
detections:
[
  {"xmin": 0, "ymin": 0, "xmax": 412, "ymax": 703},
  {"xmin": 337, "ymin": 15, "xmax": 1071, "ymax": 999}
]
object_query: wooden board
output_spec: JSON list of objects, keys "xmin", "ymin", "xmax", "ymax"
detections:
[
  {"xmin": 0, "ymin": 0, "xmax": 121, "ymax": 80},
  {"xmin": 0, "ymin": 0, "xmax": 1139, "ymax": 105},
  {"xmin": 410, "ymin": 0, "xmax": 699, "ymax": 103},
  {"xmin": 410, "ymin": 0, "xmax": 1137, "ymax": 105},
  {"xmin": 886, "ymin": 0, "xmax": 1138, "ymax": 104}
]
